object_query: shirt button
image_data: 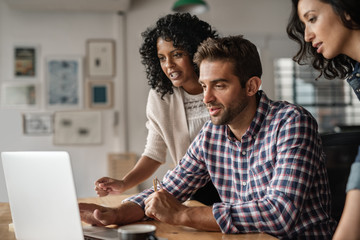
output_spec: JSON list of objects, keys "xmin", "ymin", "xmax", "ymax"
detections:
[
  {"xmin": 242, "ymin": 182, "xmax": 247, "ymax": 186},
  {"xmin": 242, "ymin": 151, "xmax": 246, "ymax": 155},
  {"xmin": 356, "ymin": 73, "xmax": 360, "ymax": 78}
]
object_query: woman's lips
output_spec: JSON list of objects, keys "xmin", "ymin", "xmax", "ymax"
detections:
[
  {"xmin": 316, "ymin": 44, "xmax": 323, "ymax": 54},
  {"xmin": 169, "ymin": 71, "xmax": 180, "ymax": 79},
  {"xmin": 313, "ymin": 42, "xmax": 323, "ymax": 54}
]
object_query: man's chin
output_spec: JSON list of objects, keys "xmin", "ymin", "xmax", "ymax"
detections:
[{"xmin": 210, "ymin": 117, "xmax": 224, "ymax": 126}]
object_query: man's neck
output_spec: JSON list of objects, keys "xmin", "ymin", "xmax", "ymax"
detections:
[{"xmin": 228, "ymin": 94, "xmax": 259, "ymax": 141}]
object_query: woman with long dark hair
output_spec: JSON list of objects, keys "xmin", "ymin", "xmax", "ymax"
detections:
[{"xmin": 287, "ymin": 0, "xmax": 360, "ymax": 238}]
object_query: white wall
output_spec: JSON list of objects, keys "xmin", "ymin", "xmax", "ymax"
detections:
[
  {"xmin": 0, "ymin": 0, "xmax": 298, "ymax": 201},
  {"xmin": 0, "ymin": 0, "xmax": 128, "ymax": 201}
]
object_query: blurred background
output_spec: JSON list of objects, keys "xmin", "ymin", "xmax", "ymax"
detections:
[{"xmin": 0, "ymin": 0, "xmax": 359, "ymax": 212}]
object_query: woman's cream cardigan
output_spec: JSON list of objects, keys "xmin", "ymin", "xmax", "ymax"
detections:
[{"xmin": 142, "ymin": 87, "xmax": 191, "ymax": 166}]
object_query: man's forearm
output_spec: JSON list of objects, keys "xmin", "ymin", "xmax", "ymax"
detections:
[
  {"xmin": 80, "ymin": 201, "xmax": 146, "ymax": 226},
  {"xmin": 179, "ymin": 206, "xmax": 220, "ymax": 231},
  {"xmin": 115, "ymin": 201, "xmax": 146, "ymax": 224},
  {"xmin": 143, "ymin": 188, "xmax": 220, "ymax": 231}
]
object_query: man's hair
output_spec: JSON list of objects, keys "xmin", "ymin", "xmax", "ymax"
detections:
[
  {"xmin": 139, "ymin": 13, "xmax": 218, "ymax": 98},
  {"xmin": 193, "ymin": 35, "xmax": 262, "ymax": 87}
]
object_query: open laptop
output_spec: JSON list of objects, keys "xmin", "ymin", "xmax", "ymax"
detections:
[{"xmin": 1, "ymin": 151, "xmax": 118, "ymax": 240}]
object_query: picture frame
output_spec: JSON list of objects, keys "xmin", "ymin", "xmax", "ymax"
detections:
[
  {"xmin": 53, "ymin": 111, "xmax": 102, "ymax": 145},
  {"xmin": 86, "ymin": 39, "xmax": 115, "ymax": 78},
  {"xmin": 87, "ymin": 80, "xmax": 113, "ymax": 109},
  {"xmin": 13, "ymin": 44, "xmax": 40, "ymax": 80},
  {"xmin": 1, "ymin": 81, "xmax": 39, "ymax": 109},
  {"xmin": 23, "ymin": 112, "xmax": 53, "ymax": 135},
  {"xmin": 45, "ymin": 56, "xmax": 83, "ymax": 109}
]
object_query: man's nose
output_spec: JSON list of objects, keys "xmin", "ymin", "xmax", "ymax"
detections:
[{"xmin": 203, "ymin": 88, "xmax": 214, "ymax": 104}]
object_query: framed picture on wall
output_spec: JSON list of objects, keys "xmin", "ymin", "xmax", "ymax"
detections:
[
  {"xmin": 13, "ymin": 44, "xmax": 40, "ymax": 80},
  {"xmin": 53, "ymin": 111, "xmax": 102, "ymax": 145},
  {"xmin": 86, "ymin": 39, "xmax": 115, "ymax": 78},
  {"xmin": 1, "ymin": 81, "xmax": 39, "ymax": 109},
  {"xmin": 23, "ymin": 112, "xmax": 53, "ymax": 135},
  {"xmin": 45, "ymin": 56, "xmax": 83, "ymax": 109},
  {"xmin": 87, "ymin": 80, "xmax": 113, "ymax": 109}
]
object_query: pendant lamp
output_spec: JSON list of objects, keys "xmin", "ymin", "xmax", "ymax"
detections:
[{"xmin": 172, "ymin": 0, "xmax": 209, "ymax": 14}]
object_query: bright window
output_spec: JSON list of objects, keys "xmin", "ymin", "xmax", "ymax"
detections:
[{"xmin": 274, "ymin": 58, "xmax": 360, "ymax": 132}]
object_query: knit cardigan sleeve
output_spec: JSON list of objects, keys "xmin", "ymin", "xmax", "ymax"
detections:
[{"xmin": 142, "ymin": 88, "xmax": 190, "ymax": 166}]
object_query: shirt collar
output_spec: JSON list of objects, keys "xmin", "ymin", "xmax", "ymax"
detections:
[{"xmin": 247, "ymin": 90, "xmax": 270, "ymax": 137}]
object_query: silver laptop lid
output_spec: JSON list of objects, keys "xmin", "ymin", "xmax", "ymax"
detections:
[{"xmin": 2, "ymin": 151, "xmax": 84, "ymax": 240}]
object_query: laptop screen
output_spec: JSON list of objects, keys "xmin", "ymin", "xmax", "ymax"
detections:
[{"xmin": 2, "ymin": 151, "xmax": 85, "ymax": 240}]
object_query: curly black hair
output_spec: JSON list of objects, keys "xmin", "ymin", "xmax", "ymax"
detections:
[
  {"xmin": 286, "ymin": 0, "xmax": 360, "ymax": 80},
  {"xmin": 139, "ymin": 13, "xmax": 218, "ymax": 98}
]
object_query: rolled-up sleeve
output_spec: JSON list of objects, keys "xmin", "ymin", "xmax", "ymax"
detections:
[{"xmin": 124, "ymin": 139, "xmax": 210, "ymax": 208}]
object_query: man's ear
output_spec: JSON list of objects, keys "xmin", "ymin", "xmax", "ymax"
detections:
[{"xmin": 246, "ymin": 76, "xmax": 262, "ymax": 96}]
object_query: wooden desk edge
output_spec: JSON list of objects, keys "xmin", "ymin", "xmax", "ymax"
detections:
[
  {"xmin": 1, "ymin": 195, "xmax": 277, "ymax": 240},
  {"xmin": 78, "ymin": 195, "xmax": 277, "ymax": 240}
]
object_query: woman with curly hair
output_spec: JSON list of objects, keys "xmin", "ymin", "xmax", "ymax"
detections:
[
  {"xmin": 287, "ymin": 0, "xmax": 360, "ymax": 239},
  {"xmin": 95, "ymin": 13, "xmax": 221, "ymax": 205}
]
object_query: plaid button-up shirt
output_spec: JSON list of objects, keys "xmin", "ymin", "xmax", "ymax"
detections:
[{"xmin": 126, "ymin": 91, "xmax": 336, "ymax": 239}]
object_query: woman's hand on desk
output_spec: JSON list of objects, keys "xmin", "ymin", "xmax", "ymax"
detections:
[{"xmin": 95, "ymin": 177, "xmax": 125, "ymax": 197}]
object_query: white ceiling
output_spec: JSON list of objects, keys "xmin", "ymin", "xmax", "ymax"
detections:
[{"xmin": 4, "ymin": 0, "xmax": 131, "ymax": 12}]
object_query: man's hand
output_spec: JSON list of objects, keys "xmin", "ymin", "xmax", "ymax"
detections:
[
  {"xmin": 95, "ymin": 177, "xmax": 125, "ymax": 197},
  {"xmin": 144, "ymin": 189, "xmax": 188, "ymax": 224},
  {"xmin": 144, "ymin": 189, "xmax": 220, "ymax": 231},
  {"xmin": 79, "ymin": 203, "xmax": 118, "ymax": 226}
]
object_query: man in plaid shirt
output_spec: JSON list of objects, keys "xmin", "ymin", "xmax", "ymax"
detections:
[{"xmin": 80, "ymin": 35, "xmax": 336, "ymax": 239}]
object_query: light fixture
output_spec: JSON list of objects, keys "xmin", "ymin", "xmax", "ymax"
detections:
[{"xmin": 172, "ymin": 0, "xmax": 209, "ymax": 15}]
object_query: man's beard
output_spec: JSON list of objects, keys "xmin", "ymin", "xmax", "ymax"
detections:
[{"xmin": 209, "ymin": 97, "xmax": 248, "ymax": 126}]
